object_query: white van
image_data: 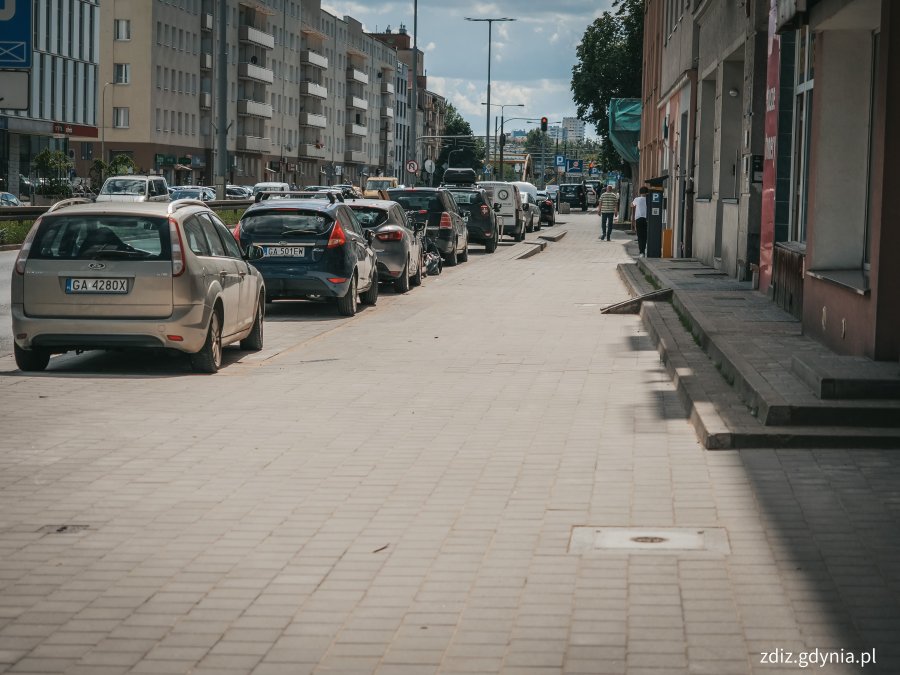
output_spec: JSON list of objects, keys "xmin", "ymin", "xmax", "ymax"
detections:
[
  {"xmin": 95, "ymin": 175, "xmax": 170, "ymax": 202},
  {"xmin": 477, "ymin": 181, "xmax": 525, "ymax": 241},
  {"xmin": 252, "ymin": 181, "xmax": 291, "ymax": 196}
]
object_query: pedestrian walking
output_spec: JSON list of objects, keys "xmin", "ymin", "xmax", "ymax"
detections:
[
  {"xmin": 597, "ymin": 185, "xmax": 619, "ymax": 240},
  {"xmin": 631, "ymin": 186, "xmax": 649, "ymax": 257}
]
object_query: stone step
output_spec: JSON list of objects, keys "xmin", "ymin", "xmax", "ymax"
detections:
[{"xmin": 791, "ymin": 352, "xmax": 900, "ymax": 400}]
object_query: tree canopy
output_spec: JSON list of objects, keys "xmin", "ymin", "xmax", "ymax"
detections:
[
  {"xmin": 570, "ymin": 0, "xmax": 643, "ymax": 173},
  {"xmin": 433, "ymin": 103, "xmax": 483, "ymax": 185}
]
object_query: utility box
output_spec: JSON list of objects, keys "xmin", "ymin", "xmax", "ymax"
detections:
[{"xmin": 558, "ymin": 201, "xmax": 571, "ymax": 214}]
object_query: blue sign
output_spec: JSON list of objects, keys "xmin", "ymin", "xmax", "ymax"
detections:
[
  {"xmin": 566, "ymin": 159, "xmax": 583, "ymax": 174},
  {"xmin": 0, "ymin": 0, "xmax": 32, "ymax": 68},
  {"xmin": 554, "ymin": 154, "xmax": 565, "ymax": 167}
]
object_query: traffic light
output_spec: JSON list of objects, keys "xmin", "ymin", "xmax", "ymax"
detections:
[
  {"xmin": 500, "ymin": 133, "xmax": 507, "ymax": 147},
  {"xmin": 540, "ymin": 116, "xmax": 548, "ymax": 132}
]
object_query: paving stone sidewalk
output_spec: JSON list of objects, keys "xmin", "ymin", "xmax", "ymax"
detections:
[{"xmin": 0, "ymin": 216, "xmax": 898, "ymax": 674}]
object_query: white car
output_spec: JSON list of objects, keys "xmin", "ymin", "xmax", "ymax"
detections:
[{"xmin": 96, "ymin": 175, "xmax": 170, "ymax": 203}]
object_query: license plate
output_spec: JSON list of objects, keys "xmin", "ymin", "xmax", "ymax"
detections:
[
  {"xmin": 66, "ymin": 278, "xmax": 129, "ymax": 294},
  {"xmin": 264, "ymin": 246, "xmax": 305, "ymax": 257}
]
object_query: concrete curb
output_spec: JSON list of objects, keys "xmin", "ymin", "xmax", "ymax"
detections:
[
  {"xmin": 0, "ymin": 244, "xmax": 21, "ymax": 252},
  {"xmin": 538, "ymin": 230, "xmax": 567, "ymax": 242},
  {"xmin": 515, "ymin": 240, "xmax": 547, "ymax": 260}
]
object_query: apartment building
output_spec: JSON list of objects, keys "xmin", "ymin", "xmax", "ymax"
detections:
[
  {"xmin": 0, "ymin": 0, "xmax": 101, "ymax": 196},
  {"xmin": 561, "ymin": 117, "xmax": 586, "ymax": 143}
]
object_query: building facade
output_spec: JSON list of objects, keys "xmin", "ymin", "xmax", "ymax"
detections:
[{"xmin": 561, "ymin": 117, "xmax": 586, "ymax": 143}]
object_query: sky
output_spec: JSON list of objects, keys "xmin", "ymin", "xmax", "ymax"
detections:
[{"xmin": 321, "ymin": 0, "xmax": 615, "ymax": 139}]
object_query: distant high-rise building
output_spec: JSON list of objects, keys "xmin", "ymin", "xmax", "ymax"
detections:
[{"xmin": 562, "ymin": 117, "xmax": 585, "ymax": 143}]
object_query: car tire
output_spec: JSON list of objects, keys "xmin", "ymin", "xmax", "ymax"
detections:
[
  {"xmin": 337, "ymin": 275, "xmax": 358, "ymax": 316},
  {"xmin": 444, "ymin": 239, "xmax": 458, "ymax": 266},
  {"xmin": 411, "ymin": 253, "xmax": 423, "ymax": 286},
  {"xmin": 581, "ymin": 204, "xmax": 587, "ymax": 212},
  {"xmin": 459, "ymin": 238, "xmax": 469, "ymax": 263},
  {"xmin": 360, "ymin": 269, "xmax": 379, "ymax": 305},
  {"xmin": 14, "ymin": 344, "xmax": 50, "ymax": 372},
  {"xmin": 239, "ymin": 295, "xmax": 264, "ymax": 351},
  {"xmin": 190, "ymin": 310, "xmax": 223, "ymax": 374},
  {"xmin": 535, "ymin": 218, "xmax": 542, "ymax": 231},
  {"xmin": 485, "ymin": 235, "xmax": 497, "ymax": 254},
  {"xmin": 394, "ymin": 258, "xmax": 411, "ymax": 293},
  {"xmin": 514, "ymin": 224, "xmax": 525, "ymax": 242}
]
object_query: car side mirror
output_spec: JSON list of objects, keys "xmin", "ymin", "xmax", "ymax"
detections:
[
  {"xmin": 414, "ymin": 222, "xmax": 426, "ymax": 234},
  {"xmin": 364, "ymin": 229, "xmax": 375, "ymax": 245},
  {"xmin": 493, "ymin": 203, "xmax": 501, "ymax": 212},
  {"xmin": 244, "ymin": 244, "xmax": 264, "ymax": 261}
]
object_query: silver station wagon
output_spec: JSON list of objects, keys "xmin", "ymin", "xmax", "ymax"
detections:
[{"xmin": 11, "ymin": 198, "xmax": 266, "ymax": 373}]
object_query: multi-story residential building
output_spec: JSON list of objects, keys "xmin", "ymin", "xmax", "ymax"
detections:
[
  {"xmin": 562, "ymin": 117, "xmax": 586, "ymax": 143},
  {"xmin": 392, "ymin": 60, "xmax": 410, "ymax": 178},
  {"xmin": 0, "ymin": 0, "xmax": 101, "ymax": 196}
]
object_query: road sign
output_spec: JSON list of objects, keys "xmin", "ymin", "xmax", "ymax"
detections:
[
  {"xmin": 0, "ymin": 0, "xmax": 32, "ymax": 69},
  {"xmin": 554, "ymin": 155, "xmax": 565, "ymax": 167},
  {"xmin": 406, "ymin": 159, "xmax": 419, "ymax": 173},
  {"xmin": 423, "ymin": 159, "xmax": 435, "ymax": 174},
  {"xmin": 566, "ymin": 159, "xmax": 583, "ymax": 174}
]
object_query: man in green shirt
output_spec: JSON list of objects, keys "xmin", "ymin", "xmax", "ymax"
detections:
[{"xmin": 597, "ymin": 185, "xmax": 619, "ymax": 240}]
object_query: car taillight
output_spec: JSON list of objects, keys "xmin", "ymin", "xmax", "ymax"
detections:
[
  {"xmin": 480, "ymin": 204, "xmax": 489, "ymax": 217},
  {"xmin": 439, "ymin": 213, "xmax": 452, "ymax": 229},
  {"xmin": 376, "ymin": 230, "xmax": 403, "ymax": 241},
  {"xmin": 327, "ymin": 220, "xmax": 347, "ymax": 248},
  {"xmin": 232, "ymin": 223, "xmax": 241, "ymax": 242},
  {"xmin": 169, "ymin": 217, "xmax": 186, "ymax": 276},
  {"xmin": 14, "ymin": 217, "xmax": 41, "ymax": 275}
]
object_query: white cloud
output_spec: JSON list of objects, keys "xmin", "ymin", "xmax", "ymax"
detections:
[{"xmin": 425, "ymin": 41, "xmax": 436, "ymax": 52}]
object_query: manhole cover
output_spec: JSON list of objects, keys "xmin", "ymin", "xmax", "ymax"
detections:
[
  {"xmin": 569, "ymin": 527, "xmax": 730, "ymax": 554},
  {"xmin": 38, "ymin": 524, "xmax": 90, "ymax": 534}
]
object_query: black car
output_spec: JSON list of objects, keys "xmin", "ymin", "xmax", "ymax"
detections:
[
  {"xmin": 535, "ymin": 191, "xmax": 556, "ymax": 226},
  {"xmin": 445, "ymin": 187, "xmax": 499, "ymax": 253},
  {"xmin": 234, "ymin": 194, "xmax": 378, "ymax": 316},
  {"xmin": 559, "ymin": 183, "xmax": 588, "ymax": 211},
  {"xmin": 388, "ymin": 188, "xmax": 469, "ymax": 266}
]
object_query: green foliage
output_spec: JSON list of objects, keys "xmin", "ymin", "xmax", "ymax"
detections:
[
  {"xmin": 570, "ymin": 0, "xmax": 643, "ymax": 172},
  {"xmin": 433, "ymin": 103, "xmax": 483, "ymax": 185},
  {"xmin": 89, "ymin": 154, "xmax": 137, "ymax": 188},
  {"xmin": 32, "ymin": 149, "xmax": 73, "ymax": 196}
]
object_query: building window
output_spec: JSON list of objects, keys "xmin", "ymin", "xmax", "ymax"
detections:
[
  {"xmin": 114, "ymin": 63, "xmax": 130, "ymax": 84},
  {"xmin": 115, "ymin": 19, "xmax": 131, "ymax": 40},
  {"xmin": 155, "ymin": 108, "xmax": 161, "ymax": 131},
  {"xmin": 113, "ymin": 107, "xmax": 130, "ymax": 128},
  {"xmin": 789, "ymin": 27, "xmax": 815, "ymax": 243}
]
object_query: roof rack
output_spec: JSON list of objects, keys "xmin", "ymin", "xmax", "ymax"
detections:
[
  {"xmin": 168, "ymin": 198, "xmax": 207, "ymax": 214},
  {"xmin": 45, "ymin": 198, "xmax": 92, "ymax": 213},
  {"xmin": 254, "ymin": 190, "xmax": 343, "ymax": 203}
]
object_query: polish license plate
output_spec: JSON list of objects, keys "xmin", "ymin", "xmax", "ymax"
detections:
[
  {"xmin": 264, "ymin": 246, "xmax": 305, "ymax": 257},
  {"xmin": 66, "ymin": 278, "xmax": 129, "ymax": 294}
]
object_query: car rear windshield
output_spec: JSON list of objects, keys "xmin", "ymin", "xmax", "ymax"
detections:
[
  {"xmin": 389, "ymin": 191, "xmax": 442, "ymax": 212},
  {"xmin": 448, "ymin": 191, "xmax": 481, "ymax": 206},
  {"xmin": 240, "ymin": 209, "xmax": 334, "ymax": 236},
  {"xmin": 350, "ymin": 208, "xmax": 390, "ymax": 228},
  {"xmin": 30, "ymin": 215, "xmax": 171, "ymax": 260},
  {"xmin": 561, "ymin": 185, "xmax": 579, "ymax": 194},
  {"xmin": 366, "ymin": 180, "xmax": 394, "ymax": 190},
  {"xmin": 172, "ymin": 190, "xmax": 204, "ymax": 200},
  {"xmin": 100, "ymin": 179, "xmax": 147, "ymax": 196}
]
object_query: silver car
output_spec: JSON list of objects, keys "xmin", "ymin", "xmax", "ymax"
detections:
[
  {"xmin": 347, "ymin": 199, "xmax": 426, "ymax": 293},
  {"xmin": 11, "ymin": 198, "xmax": 266, "ymax": 374}
]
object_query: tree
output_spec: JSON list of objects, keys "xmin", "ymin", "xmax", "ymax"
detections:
[
  {"xmin": 433, "ymin": 103, "xmax": 483, "ymax": 185},
  {"xmin": 570, "ymin": 0, "xmax": 643, "ymax": 173},
  {"xmin": 33, "ymin": 149, "xmax": 73, "ymax": 197}
]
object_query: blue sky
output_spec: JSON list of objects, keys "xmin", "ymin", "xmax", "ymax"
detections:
[{"xmin": 322, "ymin": 1, "xmax": 614, "ymax": 138}]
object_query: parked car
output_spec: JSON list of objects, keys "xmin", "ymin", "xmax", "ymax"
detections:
[
  {"xmin": 96, "ymin": 175, "xmax": 170, "ymax": 203},
  {"xmin": 171, "ymin": 187, "xmax": 216, "ymax": 202},
  {"xmin": 585, "ymin": 185, "xmax": 598, "ymax": 208},
  {"xmin": 388, "ymin": 187, "xmax": 469, "ymax": 266},
  {"xmin": 252, "ymin": 181, "xmax": 290, "ymax": 196},
  {"xmin": 520, "ymin": 192, "xmax": 540, "ymax": 233},
  {"xmin": 363, "ymin": 176, "xmax": 399, "ymax": 197},
  {"xmin": 445, "ymin": 187, "xmax": 500, "ymax": 253},
  {"xmin": 11, "ymin": 198, "xmax": 266, "ymax": 373},
  {"xmin": 535, "ymin": 191, "xmax": 556, "ymax": 226},
  {"xmin": 226, "ymin": 185, "xmax": 253, "ymax": 199},
  {"xmin": 1, "ymin": 192, "xmax": 21, "ymax": 207},
  {"xmin": 558, "ymin": 183, "xmax": 588, "ymax": 211},
  {"xmin": 234, "ymin": 195, "xmax": 378, "ymax": 316},
  {"xmin": 347, "ymin": 198, "xmax": 426, "ymax": 293},
  {"xmin": 477, "ymin": 181, "xmax": 525, "ymax": 241}
]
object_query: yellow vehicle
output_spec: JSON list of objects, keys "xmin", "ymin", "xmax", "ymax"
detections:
[{"xmin": 364, "ymin": 176, "xmax": 399, "ymax": 198}]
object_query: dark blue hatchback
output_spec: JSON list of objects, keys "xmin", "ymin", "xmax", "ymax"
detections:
[{"xmin": 233, "ymin": 196, "xmax": 379, "ymax": 316}]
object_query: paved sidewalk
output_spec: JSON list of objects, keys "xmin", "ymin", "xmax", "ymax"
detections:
[{"xmin": 0, "ymin": 215, "xmax": 898, "ymax": 674}]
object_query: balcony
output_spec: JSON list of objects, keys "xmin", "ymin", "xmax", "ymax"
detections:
[
  {"xmin": 237, "ymin": 99, "xmax": 273, "ymax": 118},
  {"xmin": 381, "ymin": 106, "xmax": 394, "ymax": 118},
  {"xmin": 239, "ymin": 25, "xmax": 275, "ymax": 50},
  {"xmin": 201, "ymin": 13, "xmax": 213, "ymax": 31},
  {"xmin": 347, "ymin": 96, "xmax": 368, "ymax": 112},
  {"xmin": 382, "ymin": 127, "xmax": 394, "ymax": 142},
  {"xmin": 300, "ymin": 50, "xmax": 328, "ymax": 69},
  {"xmin": 238, "ymin": 62, "xmax": 274, "ymax": 84},
  {"xmin": 200, "ymin": 53, "xmax": 212, "ymax": 70},
  {"xmin": 345, "ymin": 123, "xmax": 366, "ymax": 137},
  {"xmin": 236, "ymin": 135, "xmax": 272, "ymax": 153},
  {"xmin": 299, "ymin": 81, "xmax": 327, "ymax": 99},
  {"xmin": 381, "ymin": 81, "xmax": 395, "ymax": 95},
  {"xmin": 298, "ymin": 112, "xmax": 327, "ymax": 128},
  {"xmin": 345, "ymin": 150, "xmax": 367, "ymax": 163},
  {"xmin": 347, "ymin": 68, "xmax": 369, "ymax": 85},
  {"xmin": 199, "ymin": 92, "xmax": 211, "ymax": 109},
  {"xmin": 299, "ymin": 143, "xmax": 327, "ymax": 159}
]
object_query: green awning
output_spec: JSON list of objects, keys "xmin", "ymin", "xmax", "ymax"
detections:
[{"xmin": 608, "ymin": 98, "xmax": 641, "ymax": 166}]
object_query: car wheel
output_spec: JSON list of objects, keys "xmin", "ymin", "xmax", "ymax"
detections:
[
  {"xmin": 190, "ymin": 310, "xmax": 223, "ymax": 374},
  {"xmin": 411, "ymin": 252, "xmax": 423, "ymax": 286},
  {"xmin": 535, "ymin": 217, "xmax": 542, "ymax": 231},
  {"xmin": 514, "ymin": 223, "xmax": 525, "ymax": 242},
  {"xmin": 459, "ymin": 237, "xmax": 469, "ymax": 263},
  {"xmin": 485, "ymin": 236, "xmax": 497, "ymax": 254},
  {"xmin": 444, "ymin": 238, "xmax": 458, "ymax": 266},
  {"xmin": 581, "ymin": 204, "xmax": 588, "ymax": 212},
  {"xmin": 394, "ymin": 258, "xmax": 411, "ymax": 293},
  {"xmin": 14, "ymin": 344, "xmax": 50, "ymax": 372},
  {"xmin": 337, "ymin": 275, "xmax": 358, "ymax": 316},
  {"xmin": 360, "ymin": 269, "xmax": 379, "ymax": 305},
  {"xmin": 239, "ymin": 295, "xmax": 264, "ymax": 351}
]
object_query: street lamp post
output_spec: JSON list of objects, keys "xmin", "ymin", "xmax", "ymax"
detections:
[
  {"xmin": 482, "ymin": 103, "xmax": 523, "ymax": 180},
  {"xmin": 465, "ymin": 17, "xmax": 515, "ymax": 179},
  {"xmin": 100, "ymin": 81, "xmax": 115, "ymax": 178}
]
